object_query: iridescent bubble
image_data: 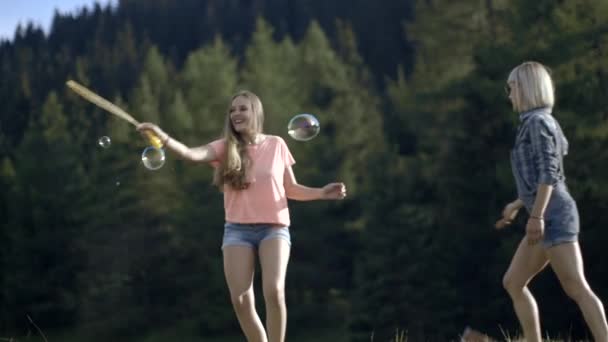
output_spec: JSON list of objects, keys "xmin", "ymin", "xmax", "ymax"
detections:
[
  {"xmin": 141, "ymin": 146, "xmax": 166, "ymax": 170},
  {"xmin": 287, "ymin": 113, "xmax": 320, "ymax": 141},
  {"xmin": 98, "ymin": 136, "xmax": 111, "ymax": 148}
]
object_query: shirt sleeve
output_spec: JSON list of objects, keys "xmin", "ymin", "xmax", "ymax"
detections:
[
  {"xmin": 278, "ymin": 137, "xmax": 296, "ymax": 168},
  {"xmin": 208, "ymin": 139, "xmax": 226, "ymax": 168},
  {"xmin": 529, "ymin": 116, "xmax": 560, "ymax": 185}
]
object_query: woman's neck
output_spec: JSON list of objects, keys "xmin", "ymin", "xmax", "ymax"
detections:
[{"xmin": 240, "ymin": 133, "xmax": 262, "ymax": 145}]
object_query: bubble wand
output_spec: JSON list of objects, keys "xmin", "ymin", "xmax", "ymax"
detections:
[{"xmin": 66, "ymin": 80, "xmax": 163, "ymax": 148}]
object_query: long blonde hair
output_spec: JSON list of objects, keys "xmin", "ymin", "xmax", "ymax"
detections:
[
  {"xmin": 507, "ymin": 61, "xmax": 555, "ymax": 112},
  {"xmin": 213, "ymin": 90, "xmax": 265, "ymax": 190}
]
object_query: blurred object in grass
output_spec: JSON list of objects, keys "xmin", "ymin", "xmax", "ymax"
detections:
[{"xmin": 461, "ymin": 326, "xmax": 495, "ymax": 342}]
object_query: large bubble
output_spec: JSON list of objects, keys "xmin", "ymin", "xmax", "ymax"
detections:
[
  {"xmin": 141, "ymin": 146, "xmax": 166, "ymax": 170},
  {"xmin": 287, "ymin": 114, "xmax": 320, "ymax": 142}
]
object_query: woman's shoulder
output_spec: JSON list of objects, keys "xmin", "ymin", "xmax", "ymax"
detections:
[
  {"xmin": 262, "ymin": 134, "xmax": 287, "ymax": 144},
  {"xmin": 209, "ymin": 137, "xmax": 226, "ymax": 143},
  {"xmin": 208, "ymin": 137, "xmax": 226, "ymax": 148},
  {"xmin": 529, "ymin": 111, "xmax": 559, "ymax": 132}
]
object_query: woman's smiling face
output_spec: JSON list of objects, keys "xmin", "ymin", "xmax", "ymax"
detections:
[{"xmin": 229, "ymin": 95, "xmax": 254, "ymax": 134}]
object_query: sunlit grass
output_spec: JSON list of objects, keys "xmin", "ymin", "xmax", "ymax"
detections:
[
  {"xmin": 391, "ymin": 329, "xmax": 408, "ymax": 342},
  {"xmin": 466, "ymin": 326, "xmax": 590, "ymax": 342},
  {"xmin": 368, "ymin": 328, "xmax": 591, "ymax": 342},
  {"xmin": 369, "ymin": 329, "xmax": 408, "ymax": 342}
]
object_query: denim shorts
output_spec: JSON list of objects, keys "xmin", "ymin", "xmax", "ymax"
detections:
[
  {"xmin": 221, "ymin": 222, "xmax": 291, "ymax": 250},
  {"xmin": 524, "ymin": 184, "xmax": 579, "ymax": 248}
]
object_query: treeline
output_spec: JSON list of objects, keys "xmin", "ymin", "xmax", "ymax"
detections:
[{"xmin": 1, "ymin": 0, "xmax": 607, "ymax": 341}]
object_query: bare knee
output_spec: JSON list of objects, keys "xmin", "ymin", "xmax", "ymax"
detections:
[
  {"xmin": 263, "ymin": 285, "xmax": 285, "ymax": 308},
  {"xmin": 231, "ymin": 290, "xmax": 255, "ymax": 313},
  {"xmin": 503, "ymin": 272, "xmax": 526, "ymax": 296},
  {"xmin": 560, "ymin": 277, "xmax": 591, "ymax": 302}
]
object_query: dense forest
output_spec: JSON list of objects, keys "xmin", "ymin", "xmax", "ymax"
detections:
[{"xmin": 1, "ymin": 0, "xmax": 608, "ymax": 341}]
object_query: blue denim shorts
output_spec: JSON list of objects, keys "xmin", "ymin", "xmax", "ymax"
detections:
[
  {"xmin": 525, "ymin": 185, "xmax": 579, "ymax": 248},
  {"xmin": 221, "ymin": 222, "xmax": 291, "ymax": 250}
]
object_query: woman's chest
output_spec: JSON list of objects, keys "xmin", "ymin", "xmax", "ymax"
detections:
[{"xmin": 248, "ymin": 144, "xmax": 284, "ymax": 182}]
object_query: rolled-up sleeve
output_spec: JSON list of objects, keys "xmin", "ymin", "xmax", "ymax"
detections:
[{"xmin": 529, "ymin": 117, "xmax": 560, "ymax": 185}]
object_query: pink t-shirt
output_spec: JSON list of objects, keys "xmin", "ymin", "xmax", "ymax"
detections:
[{"xmin": 208, "ymin": 135, "xmax": 296, "ymax": 226}]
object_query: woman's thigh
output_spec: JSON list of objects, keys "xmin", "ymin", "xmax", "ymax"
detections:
[
  {"xmin": 258, "ymin": 238, "xmax": 291, "ymax": 291},
  {"xmin": 547, "ymin": 242, "xmax": 590, "ymax": 295},
  {"xmin": 223, "ymin": 245, "xmax": 257, "ymax": 296},
  {"xmin": 504, "ymin": 236, "xmax": 549, "ymax": 288}
]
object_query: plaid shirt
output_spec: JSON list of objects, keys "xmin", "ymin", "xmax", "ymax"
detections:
[{"xmin": 510, "ymin": 107, "xmax": 569, "ymax": 204}]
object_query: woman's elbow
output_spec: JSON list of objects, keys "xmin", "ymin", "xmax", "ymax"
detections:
[
  {"xmin": 284, "ymin": 186, "xmax": 295, "ymax": 199},
  {"xmin": 284, "ymin": 183, "xmax": 303, "ymax": 200},
  {"xmin": 189, "ymin": 149, "xmax": 213, "ymax": 163},
  {"xmin": 538, "ymin": 171, "xmax": 559, "ymax": 186},
  {"xmin": 181, "ymin": 151, "xmax": 199, "ymax": 162}
]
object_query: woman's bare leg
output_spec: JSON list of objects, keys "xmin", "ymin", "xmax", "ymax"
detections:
[
  {"xmin": 502, "ymin": 237, "xmax": 550, "ymax": 342},
  {"xmin": 224, "ymin": 246, "xmax": 267, "ymax": 342},
  {"xmin": 548, "ymin": 242, "xmax": 608, "ymax": 342},
  {"xmin": 259, "ymin": 239, "xmax": 290, "ymax": 342}
]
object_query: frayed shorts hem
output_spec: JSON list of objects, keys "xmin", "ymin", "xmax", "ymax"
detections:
[{"xmin": 221, "ymin": 222, "xmax": 291, "ymax": 250}]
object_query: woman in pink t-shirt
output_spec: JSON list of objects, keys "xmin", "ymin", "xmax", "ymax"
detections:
[{"xmin": 137, "ymin": 90, "xmax": 346, "ymax": 342}]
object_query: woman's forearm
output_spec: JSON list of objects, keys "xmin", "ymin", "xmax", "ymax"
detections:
[
  {"xmin": 163, "ymin": 137, "xmax": 214, "ymax": 162},
  {"xmin": 285, "ymin": 183, "xmax": 323, "ymax": 201},
  {"xmin": 512, "ymin": 198, "xmax": 525, "ymax": 209},
  {"xmin": 137, "ymin": 123, "xmax": 215, "ymax": 163},
  {"xmin": 163, "ymin": 137, "xmax": 192, "ymax": 159},
  {"xmin": 530, "ymin": 184, "xmax": 553, "ymax": 218}
]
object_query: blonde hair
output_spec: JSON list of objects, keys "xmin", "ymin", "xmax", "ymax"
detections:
[
  {"xmin": 213, "ymin": 90, "xmax": 265, "ymax": 190},
  {"xmin": 507, "ymin": 61, "xmax": 555, "ymax": 112}
]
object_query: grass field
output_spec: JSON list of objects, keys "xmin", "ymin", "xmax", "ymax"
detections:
[
  {"xmin": 4, "ymin": 331, "xmax": 590, "ymax": 342},
  {"xmin": 30, "ymin": 325, "xmax": 350, "ymax": 342},
  {"xmin": 3, "ymin": 325, "xmax": 591, "ymax": 342}
]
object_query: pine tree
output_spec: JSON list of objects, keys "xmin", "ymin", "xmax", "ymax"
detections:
[
  {"xmin": 350, "ymin": 1, "xmax": 514, "ymax": 340},
  {"xmin": 241, "ymin": 18, "xmax": 302, "ymax": 135},
  {"xmin": 4, "ymin": 92, "xmax": 87, "ymax": 330},
  {"xmin": 180, "ymin": 36, "xmax": 238, "ymax": 141}
]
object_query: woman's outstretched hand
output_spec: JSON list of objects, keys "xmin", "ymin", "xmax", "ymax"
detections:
[
  {"xmin": 321, "ymin": 182, "xmax": 347, "ymax": 200},
  {"xmin": 136, "ymin": 123, "xmax": 168, "ymax": 143}
]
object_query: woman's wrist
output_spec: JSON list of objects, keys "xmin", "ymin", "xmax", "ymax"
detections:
[
  {"xmin": 529, "ymin": 215, "xmax": 544, "ymax": 220},
  {"xmin": 318, "ymin": 187, "xmax": 326, "ymax": 200}
]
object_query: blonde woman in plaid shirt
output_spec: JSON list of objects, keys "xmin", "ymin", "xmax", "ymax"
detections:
[{"xmin": 498, "ymin": 61, "xmax": 608, "ymax": 342}]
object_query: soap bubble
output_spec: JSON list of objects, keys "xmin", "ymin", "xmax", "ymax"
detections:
[
  {"xmin": 141, "ymin": 146, "xmax": 166, "ymax": 170},
  {"xmin": 98, "ymin": 136, "xmax": 111, "ymax": 148},
  {"xmin": 287, "ymin": 114, "xmax": 320, "ymax": 141}
]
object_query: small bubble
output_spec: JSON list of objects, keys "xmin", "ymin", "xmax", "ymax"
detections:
[{"xmin": 98, "ymin": 136, "xmax": 111, "ymax": 148}]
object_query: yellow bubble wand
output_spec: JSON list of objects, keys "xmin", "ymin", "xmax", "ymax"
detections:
[{"xmin": 66, "ymin": 80, "xmax": 163, "ymax": 148}]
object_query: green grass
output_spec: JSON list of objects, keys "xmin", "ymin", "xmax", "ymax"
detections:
[
  {"xmin": 369, "ymin": 328, "xmax": 591, "ymax": 342},
  {"xmin": 33, "ymin": 326, "xmax": 349, "ymax": 342},
  {"xmin": 4, "ymin": 326, "xmax": 590, "ymax": 342}
]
